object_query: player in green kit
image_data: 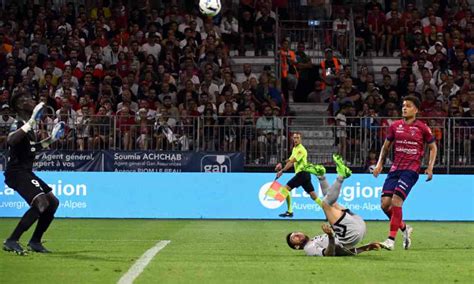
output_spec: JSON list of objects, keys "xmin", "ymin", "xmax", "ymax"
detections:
[{"xmin": 275, "ymin": 132, "xmax": 326, "ymax": 217}]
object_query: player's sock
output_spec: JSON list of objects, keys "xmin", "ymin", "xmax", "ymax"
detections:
[
  {"xmin": 30, "ymin": 198, "xmax": 59, "ymax": 243},
  {"xmin": 317, "ymin": 176, "xmax": 330, "ymax": 196},
  {"xmin": 286, "ymin": 194, "xmax": 293, "ymax": 213},
  {"xmin": 314, "ymin": 197, "xmax": 323, "ymax": 207},
  {"xmin": 389, "ymin": 206, "xmax": 403, "ymax": 239},
  {"xmin": 384, "ymin": 207, "xmax": 406, "ymax": 231},
  {"xmin": 8, "ymin": 207, "xmax": 40, "ymax": 241},
  {"xmin": 322, "ymin": 176, "xmax": 344, "ymax": 205}
]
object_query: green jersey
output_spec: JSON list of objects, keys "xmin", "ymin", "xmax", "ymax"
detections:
[{"xmin": 289, "ymin": 143, "xmax": 308, "ymax": 173}]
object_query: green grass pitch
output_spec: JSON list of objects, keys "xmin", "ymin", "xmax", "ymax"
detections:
[{"xmin": 0, "ymin": 219, "xmax": 473, "ymax": 283}]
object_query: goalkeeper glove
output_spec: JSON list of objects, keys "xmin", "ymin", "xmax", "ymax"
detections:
[
  {"xmin": 51, "ymin": 121, "xmax": 66, "ymax": 141},
  {"xmin": 20, "ymin": 102, "xmax": 45, "ymax": 133}
]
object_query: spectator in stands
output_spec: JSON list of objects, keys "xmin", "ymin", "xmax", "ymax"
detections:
[
  {"xmin": 255, "ymin": 7, "xmax": 276, "ymax": 56},
  {"xmin": 255, "ymin": 72, "xmax": 283, "ymax": 109},
  {"xmin": 256, "ymin": 105, "xmax": 283, "ymax": 164},
  {"xmin": 438, "ymin": 74, "xmax": 461, "ymax": 98},
  {"xmin": 220, "ymin": 10, "xmax": 239, "ymax": 54},
  {"xmin": 236, "ymin": 63, "xmax": 258, "ymax": 84},
  {"xmin": 333, "ymin": 8, "xmax": 350, "ymax": 55},
  {"xmin": 335, "ymin": 103, "xmax": 349, "ymax": 161},
  {"xmin": 218, "ymin": 72, "xmax": 239, "ymax": 95},
  {"xmin": 136, "ymin": 107, "xmax": 153, "ymax": 150},
  {"xmin": 367, "ymin": 5, "xmax": 386, "ymax": 56},
  {"xmin": 385, "ymin": 10, "xmax": 403, "ymax": 57},
  {"xmin": 0, "ymin": 104, "xmax": 13, "ymax": 149},
  {"xmin": 75, "ymin": 104, "xmax": 92, "ymax": 150},
  {"xmin": 421, "ymin": 7, "xmax": 444, "ymax": 35},
  {"xmin": 239, "ymin": 10, "xmax": 256, "ymax": 56},
  {"xmin": 152, "ymin": 107, "xmax": 176, "ymax": 150},
  {"xmin": 201, "ymin": 71, "xmax": 219, "ymax": 102},
  {"xmin": 294, "ymin": 41, "xmax": 316, "ymax": 102},
  {"xmin": 116, "ymin": 105, "xmax": 135, "ymax": 150},
  {"xmin": 218, "ymin": 102, "xmax": 238, "ymax": 151},
  {"xmin": 279, "ymin": 39, "xmax": 297, "ymax": 102},
  {"xmin": 240, "ymin": 105, "xmax": 257, "ymax": 161},
  {"xmin": 218, "ymin": 89, "xmax": 239, "ymax": 115},
  {"xmin": 320, "ymin": 48, "xmax": 342, "ymax": 88},
  {"xmin": 307, "ymin": 81, "xmax": 324, "ymax": 103},
  {"xmin": 91, "ymin": 106, "xmax": 113, "ymax": 149},
  {"xmin": 354, "ymin": 16, "xmax": 370, "ymax": 56},
  {"xmin": 394, "ymin": 57, "xmax": 413, "ymax": 95},
  {"xmin": 416, "ymin": 69, "xmax": 438, "ymax": 94}
]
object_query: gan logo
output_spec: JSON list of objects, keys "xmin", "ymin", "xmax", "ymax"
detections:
[
  {"xmin": 258, "ymin": 182, "xmax": 285, "ymax": 209},
  {"xmin": 200, "ymin": 155, "xmax": 231, "ymax": 172}
]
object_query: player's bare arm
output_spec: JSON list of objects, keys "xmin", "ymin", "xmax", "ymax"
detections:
[
  {"xmin": 352, "ymin": 242, "xmax": 382, "ymax": 254},
  {"xmin": 321, "ymin": 223, "xmax": 336, "ymax": 257},
  {"xmin": 373, "ymin": 140, "xmax": 393, "ymax": 177},
  {"xmin": 425, "ymin": 142, "xmax": 437, "ymax": 181}
]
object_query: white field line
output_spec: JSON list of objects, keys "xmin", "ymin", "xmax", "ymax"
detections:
[{"xmin": 117, "ymin": 240, "xmax": 171, "ymax": 284}]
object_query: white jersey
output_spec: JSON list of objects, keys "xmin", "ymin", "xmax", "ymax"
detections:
[
  {"xmin": 304, "ymin": 210, "xmax": 366, "ymax": 257},
  {"xmin": 303, "ymin": 234, "xmax": 343, "ymax": 256}
]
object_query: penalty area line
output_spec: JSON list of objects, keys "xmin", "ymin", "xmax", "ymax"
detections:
[{"xmin": 117, "ymin": 240, "xmax": 171, "ymax": 284}]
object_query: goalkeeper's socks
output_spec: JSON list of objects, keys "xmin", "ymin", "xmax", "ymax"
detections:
[{"xmin": 9, "ymin": 207, "xmax": 40, "ymax": 241}]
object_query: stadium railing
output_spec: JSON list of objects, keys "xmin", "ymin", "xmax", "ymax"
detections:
[{"xmin": 0, "ymin": 116, "xmax": 472, "ymax": 171}]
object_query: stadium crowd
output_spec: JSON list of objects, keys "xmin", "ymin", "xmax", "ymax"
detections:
[{"xmin": 0, "ymin": 0, "xmax": 472, "ymax": 166}]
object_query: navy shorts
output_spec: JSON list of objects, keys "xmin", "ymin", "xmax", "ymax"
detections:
[{"xmin": 382, "ymin": 170, "xmax": 419, "ymax": 200}]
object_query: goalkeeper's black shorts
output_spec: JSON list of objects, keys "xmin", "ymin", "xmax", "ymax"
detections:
[{"xmin": 4, "ymin": 171, "xmax": 53, "ymax": 205}]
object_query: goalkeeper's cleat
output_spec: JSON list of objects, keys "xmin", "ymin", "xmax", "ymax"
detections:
[
  {"xmin": 402, "ymin": 225, "xmax": 413, "ymax": 250},
  {"xmin": 333, "ymin": 154, "xmax": 352, "ymax": 179},
  {"xmin": 379, "ymin": 239, "xmax": 395, "ymax": 251},
  {"xmin": 303, "ymin": 163, "xmax": 326, "ymax": 177},
  {"xmin": 3, "ymin": 239, "xmax": 27, "ymax": 255},
  {"xmin": 27, "ymin": 241, "xmax": 52, "ymax": 253},
  {"xmin": 279, "ymin": 211, "xmax": 294, "ymax": 218}
]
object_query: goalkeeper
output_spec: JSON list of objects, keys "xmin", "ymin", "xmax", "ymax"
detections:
[
  {"xmin": 286, "ymin": 154, "xmax": 381, "ymax": 256},
  {"xmin": 3, "ymin": 91, "xmax": 65, "ymax": 255}
]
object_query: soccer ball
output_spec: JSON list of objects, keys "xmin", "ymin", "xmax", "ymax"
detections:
[{"xmin": 199, "ymin": 0, "xmax": 221, "ymax": 16}]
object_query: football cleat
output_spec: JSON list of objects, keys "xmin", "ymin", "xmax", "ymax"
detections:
[
  {"xmin": 28, "ymin": 241, "xmax": 52, "ymax": 253},
  {"xmin": 380, "ymin": 239, "xmax": 395, "ymax": 251},
  {"xmin": 303, "ymin": 163, "xmax": 326, "ymax": 177},
  {"xmin": 333, "ymin": 154, "xmax": 352, "ymax": 179},
  {"xmin": 3, "ymin": 239, "xmax": 27, "ymax": 255},
  {"xmin": 279, "ymin": 211, "xmax": 294, "ymax": 218},
  {"xmin": 402, "ymin": 225, "xmax": 413, "ymax": 250}
]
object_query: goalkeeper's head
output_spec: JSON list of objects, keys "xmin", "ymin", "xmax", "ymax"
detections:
[
  {"xmin": 10, "ymin": 89, "xmax": 35, "ymax": 114},
  {"xmin": 286, "ymin": 232, "xmax": 309, "ymax": 250}
]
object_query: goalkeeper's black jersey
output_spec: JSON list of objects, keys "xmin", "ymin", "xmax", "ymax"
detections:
[{"xmin": 5, "ymin": 120, "xmax": 38, "ymax": 173}]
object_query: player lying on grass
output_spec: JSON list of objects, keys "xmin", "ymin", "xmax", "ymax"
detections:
[{"xmin": 286, "ymin": 154, "xmax": 381, "ymax": 256}]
